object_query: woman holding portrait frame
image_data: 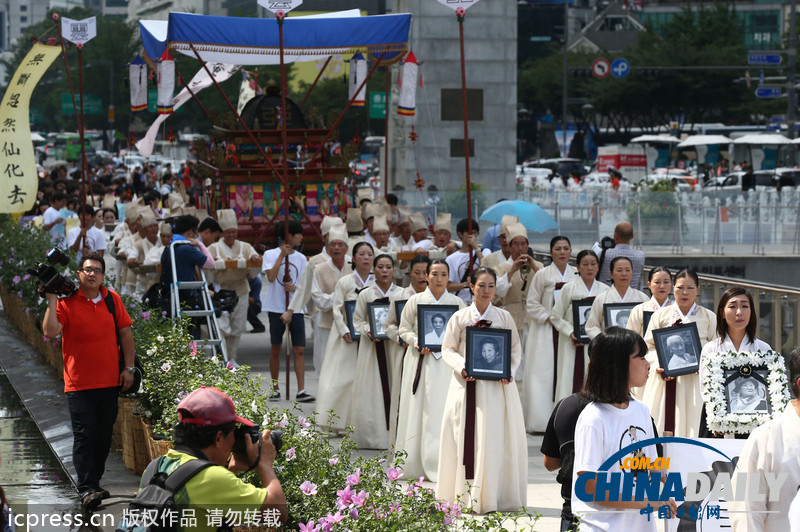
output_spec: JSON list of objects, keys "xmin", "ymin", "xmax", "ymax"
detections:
[
  {"xmin": 315, "ymin": 241, "xmax": 374, "ymax": 433},
  {"xmin": 641, "ymin": 269, "xmax": 717, "ymax": 438},
  {"xmin": 699, "ymin": 286, "xmax": 770, "ymax": 437},
  {"xmin": 351, "ymin": 254, "xmax": 400, "ymax": 449},
  {"xmin": 626, "ymin": 266, "xmax": 673, "ymax": 337},
  {"xmin": 395, "ymin": 259, "xmax": 465, "ymax": 481},
  {"xmin": 436, "ymin": 267, "xmax": 527, "ymax": 514},
  {"xmin": 550, "ymin": 249, "xmax": 609, "ymax": 403},
  {"xmin": 584, "ymin": 256, "xmax": 649, "ymax": 340}
]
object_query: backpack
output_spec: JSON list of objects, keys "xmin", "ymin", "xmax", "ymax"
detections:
[{"xmin": 115, "ymin": 456, "xmax": 213, "ymax": 532}]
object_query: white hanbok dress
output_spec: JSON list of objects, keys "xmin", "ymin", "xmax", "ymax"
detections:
[
  {"xmin": 626, "ymin": 296, "xmax": 670, "ymax": 337},
  {"xmin": 315, "ymin": 270, "xmax": 371, "ymax": 431},
  {"xmin": 351, "ymin": 283, "xmax": 400, "ymax": 449},
  {"xmin": 436, "ymin": 304, "xmax": 527, "ymax": 514},
  {"xmin": 395, "ymin": 288, "xmax": 465, "ymax": 481},
  {"xmin": 584, "ymin": 286, "xmax": 649, "ymax": 340},
  {"xmin": 550, "ymin": 278, "xmax": 608, "ymax": 403},
  {"xmin": 385, "ymin": 284, "xmax": 421, "ymax": 443},
  {"xmin": 640, "ymin": 303, "xmax": 717, "ymax": 438},
  {"xmin": 523, "ymin": 263, "xmax": 577, "ymax": 432}
]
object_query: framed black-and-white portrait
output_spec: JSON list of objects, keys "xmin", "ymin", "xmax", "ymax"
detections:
[
  {"xmin": 394, "ymin": 300, "xmax": 408, "ymax": 325},
  {"xmin": 465, "ymin": 327, "xmax": 512, "ymax": 381},
  {"xmin": 652, "ymin": 322, "xmax": 702, "ymax": 378},
  {"xmin": 572, "ymin": 297, "xmax": 595, "ymax": 344},
  {"xmin": 417, "ymin": 304, "xmax": 459, "ymax": 352},
  {"xmin": 603, "ymin": 302, "xmax": 639, "ymax": 331},
  {"xmin": 724, "ymin": 367, "xmax": 771, "ymax": 415},
  {"xmin": 368, "ymin": 301, "xmax": 391, "ymax": 340},
  {"xmin": 642, "ymin": 311, "xmax": 654, "ymax": 335},
  {"xmin": 345, "ymin": 300, "xmax": 359, "ymax": 340}
]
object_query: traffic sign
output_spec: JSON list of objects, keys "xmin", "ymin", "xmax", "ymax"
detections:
[
  {"xmin": 611, "ymin": 58, "xmax": 630, "ymax": 78},
  {"xmin": 748, "ymin": 53, "xmax": 782, "ymax": 65},
  {"xmin": 61, "ymin": 93, "xmax": 103, "ymax": 115},
  {"xmin": 592, "ymin": 58, "xmax": 610, "ymax": 79},
  {"xmin": 369, "ymin": 92, "xmax": 388, "ymax": 119},
  {"xmin": 755, "ymin": 87, "xmax": 782, "ymax": 98}
]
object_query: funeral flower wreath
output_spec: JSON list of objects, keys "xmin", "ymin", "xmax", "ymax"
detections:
[{"xmin": 701, "ymin": 350, "xmax": 790, "ymax": 434}]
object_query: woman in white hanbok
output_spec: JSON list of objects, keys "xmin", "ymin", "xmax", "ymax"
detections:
[
  {"xmin": 351, "ymin": 254, "xmax": 399, "ymax": 449},
  {"xmin": 699, "ymin": 286, "xmax": 771, "ymax": 437},
  {"xmin": 437, "ymin": 267, "xmax": 527, "ymax": 514},
  {"xmin": 385, "ymin": 255, "xmax": 430, "ymax": 443},
  {"xmin": 641, "ymin": 269, "xmax": 717, "ymax": 438},
  {"xmin": 395, "ymin": 259, "xmax": 465, "ymax": 481},
  {"xmin": 584, "ymin": 256, "xmax": 649, "ymax": 340},
  {"xmin": 523, "ymin": 236, "xmax": 577, "ymax": 432},
  {"xmin": 551, "ymin": 250, "xmax": 609, "ymax": 403},
  {"xmin": 315, "ymin": 242, "xmax": 373, "ymax": 432},
  {"xmin": 626, "ymin": 267, "xmax": 673, "ymax": 337}
]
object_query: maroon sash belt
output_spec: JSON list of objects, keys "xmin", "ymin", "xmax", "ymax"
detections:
[
  {"xmin": 664, "ymin": 379, "xmax": 677, "ymax": 435},
  {"xmin": 375, "ymin": 296, "xmax": 391, "ymax": 431},
  {"xmin": 573, "ymin": 345, "xmax": 584, "ymax": 393},
  {"xmin": 463, "ymin": 318, "xmax": 492, "ymax": 480},
  {"xmin": 551, "ymin": 282, "xmax": 567, "ymax": 401},
  {"xmin": 412, "ymin": 353, "xmax": 424, "ymax": 395}
]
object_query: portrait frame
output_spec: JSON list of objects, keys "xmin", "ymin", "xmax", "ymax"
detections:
[
  {"xmin": 652, "ymin": 322, "xmax": 702, "ymax": 378},
  {"xmin": 368, "ymin": 301, "xmax": 391, "ymax": 340},
  {"xmin": 572, "ymin": 297, "xmax": 595, "ymax": 344},
  {"xmin": 603, "ymin": 302, "xmax": 639, "ymax": 331},
  {"xmin": 394, "ymin": 300, "xmax": 408, "ymax": 326},
  {"xmin": 701, "ymin": 349, "xmax": 790, "ymax": 434},
  {"xmin": 344, "ymin": 300, "xmax": 359, "ymax": 340},
  {"xmin": 723, "ymin": 367, "xmax": 771, "ymax": 415},
  {"xmin": 417, "ymin": 304, "xmax": 459, "ymax": 352},
  {"xmin": 642, "ymin": 311, "xmax": 654, "ymax": 334},
  {"xmin": 465, "ymin": 326, "xmax": 512, "ymax": 381}
]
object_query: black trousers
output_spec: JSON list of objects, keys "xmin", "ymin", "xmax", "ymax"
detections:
[
  {"xmin": 247, "ymin": 301, "xmax": 264, "ymax": 329},
  {"xmin": 66, "ymin": 386, "xmax": 119, "ymax": 494}
]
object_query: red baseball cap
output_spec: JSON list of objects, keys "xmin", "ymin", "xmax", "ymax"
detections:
[{"xmin": 177, "ymin": 387, "xmax": 254, "ymax": 427}]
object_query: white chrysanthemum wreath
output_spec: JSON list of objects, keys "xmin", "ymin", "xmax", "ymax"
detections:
[{"xmin": 702, "ymin": 350, "xmax": 790, "ymax": 434}]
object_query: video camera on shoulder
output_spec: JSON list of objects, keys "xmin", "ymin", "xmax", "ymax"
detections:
[{"xmin": 28, "ymin": 248, "xmax": 78, "ymax": 297}]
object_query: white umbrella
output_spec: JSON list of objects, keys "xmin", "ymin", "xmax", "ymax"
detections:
[
  {"xmin": 30, "ymin": 132, "xmax": 45, "ymax": 142},
  {"xmin": 677, "ymin": 134, "xmax": 732, "ymax": 148},
  {"xmin": 732, "ymin": 133, "xmax": 791, "ymax": 145},
  {"xmin": 791, "ymin": 137, "xmax": 800, "ymax": 144},
  {"xmin": 630, "ymin": 134, "xmax": 681, "ymax": 144}
]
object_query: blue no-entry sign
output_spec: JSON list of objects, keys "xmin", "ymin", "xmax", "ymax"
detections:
[
  {"xmin": 748, "ymin": 53, "xmax": 782, "ymax": 66},
  {"xmin": 755, "ymin": 87, "xmax": 782, "ymax": 98},
  {"xmin": 611, "ymin": 58, "xmax": 630, "ymax": 78}
]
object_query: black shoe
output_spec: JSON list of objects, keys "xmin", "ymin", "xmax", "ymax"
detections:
[
  {"xmin": 81, "ymin": 491, "xmax": 102, "ymax": 511},
  {"xmin": 295, "ymin": 391, "xmax": 315, "ymax": 403},
  {"xmin": 269, "ymin": 391, "xmax": 281, "ymax": 401},
  {"xmin": 250, "ymin": 326, "xmax": 266, "ymax": 333},
  {"xmin": 96, "ymin": 488, "xmax": 110, "ymax": 500}
]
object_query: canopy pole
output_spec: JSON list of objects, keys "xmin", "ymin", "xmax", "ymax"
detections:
[
  {"xmin": 456, "ymin": 10, "xmax": 474, "ymax": 275},
  {"xmin": 278, "ymin": 11, "xmax": 292, "ymax": 400},
  {"xmin": 383, "ymin": 66, "xmax": 390, "ymax": 199},
  {"xmin": 77, "ymin": 46, "xmax": 90, "ymax": 210},
  {"xmin": 55, "ymin": 15, "xmax": 84, "ymax": 211},
  {"xmin": 300, "ymin": 55, "xmax": 331, "ymax": 110}
]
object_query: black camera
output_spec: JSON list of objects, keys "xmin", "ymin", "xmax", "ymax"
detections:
[
  {"xmin": 600, "ymin": 236, "xmax": 616, "ymax": 250},
  {"xmin": 27, "ymin": 248, "xmax": 78, "ymax": 297},
  {"xmin": 232, "ymin": 425, "xmax": 283, "ymax": 455}
]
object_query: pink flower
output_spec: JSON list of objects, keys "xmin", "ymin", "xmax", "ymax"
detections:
[
  {"xmin": 325, "ymin": 512, "xmax": 344, "ymax": 525},
  {"xmin": 17, "ymin": 291, "xmax": 23, "ymax": 298},
  {"xmin": 161, "ymin": 363, "xmax": 171, "ymax": 372},
  {"xmin": 328, "ymin": 458, "xmax": 339, "ymax": 466},
  {"xmin": 298, "ymin": 416, "xmax": 311, "ymax": 428},
  {"xmin": 298, "ymin": 521, "xmax": 319, "ymax": 532},
  {"xmin": 387, "ymin": 467, "xmax": 403, "ymax": 481},
  {"xmin": 22, "ymin": 274, "xmax": 30, "ymax": 281},
  {"xmin": 140, "ymin": 311, "xmax": 151, "ymax": 319},
  {"xmin": 346, "ymin": 468, "xmax": 361, "ymax": 486},
  {"xmin": 189, "ymin": 341, "xmax": 197, "ymax": 356},
  {"xmin": 285, "ymin": 447, "xmax": 296, "ymax": 461},
  {"xmin": 351, "ymin": 489, "xmax": 368, "ymax": 507},
  {"xmin": 12, "ymin": 275, "xmax": 20, "ymax": 284},
  {"xmin": 300, "ymin": 480, "xmax": 317, "ymax": 496},
  {"xmin": 226, "ymin": 361, "xmax": 235, "ymax": 370},
  {"xmin": 389, "ymin": 502, "xmax": 401, "ymax": 512},
  {"xmin": 336, "ymin": 486, "xmax": 353, "ymax": 508},
  {"xmin": 349, "ymin": 508, "xmax": 358, "ymax": 519}
]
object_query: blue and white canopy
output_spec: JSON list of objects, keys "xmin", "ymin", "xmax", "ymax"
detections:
[{"xmin": 139, "ymin": 10, "xmax": 412, "ymax": 65}]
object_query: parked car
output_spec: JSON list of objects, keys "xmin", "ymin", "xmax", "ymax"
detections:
[{"xmin": 527, "ymin": 158, "xmax": 588, "ymax": 179}]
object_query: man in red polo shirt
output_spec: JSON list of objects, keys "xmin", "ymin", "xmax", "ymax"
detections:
[{"xmin": 42, "ymin": 252, "xmax": 135, "ymax": 511}]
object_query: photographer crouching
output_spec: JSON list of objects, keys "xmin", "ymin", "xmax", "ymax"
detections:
[
  {"xmin": 156, "ymin": 387, "xmax": 288, "ymax": 528},
  {"xmin": 41, "ymin": 251, "xmax": 136, "ymax": 511}
]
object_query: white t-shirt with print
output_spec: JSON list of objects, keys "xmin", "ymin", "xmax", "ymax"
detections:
[
  {"xmin": 67, "ymin": 226, "xmax": 108, "ymax": 263},
  {"xmin": 261, "ymin": 247, "xmax": 307, "ymax": 314}
]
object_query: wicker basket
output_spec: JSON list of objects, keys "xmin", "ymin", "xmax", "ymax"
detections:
[
  {"xmin": 148, "ymin": 435, "xmax": 174, "ymax": 461},
  {"xmin": 119, "ymin": 397, "xmax": 138, "ymax": 471},
  {"xmin": 130, "ymin": 411, "xmax": 151, "ymax": 475}
]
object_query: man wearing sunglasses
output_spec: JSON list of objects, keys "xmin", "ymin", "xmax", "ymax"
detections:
[{"xmin": 42, "ymin": 252, "xmax": 135, "ymax": 512}]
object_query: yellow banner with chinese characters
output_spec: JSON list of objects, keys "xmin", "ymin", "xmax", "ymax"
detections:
[{"xmin": 0, "ymin": 43, "xmax": 61, "ymax": 213}]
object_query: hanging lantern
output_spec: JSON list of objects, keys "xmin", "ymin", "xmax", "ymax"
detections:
[
  {"xmin": 398, "ymin": 51, "xmax": 418, "ymax": 117},
  {"xmin": 348, "ymin": 53, "xmax": 366, "ymax": 108},
  {"xmin": 157, "ymin": 50, "xmax": 175, "ymax": 115},
  {"xmin": 129, "ymin": 55, "xmax": 147, "ymax": 113}
]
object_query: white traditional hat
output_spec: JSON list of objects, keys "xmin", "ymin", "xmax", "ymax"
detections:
[
  {"xmin": 216, "ymin": 209, "xmax": 238, "ymax": 231},
  {"xmin": 397, "ymin": 206, "xmax": 411, "ymax": 225},
  {"xmin": 372, "ymin": 215, "xmax": 390, "ymax": 233},
  {"xmin": 328, "ymin": 225, "xmax": 348, "ymax": 245},
  {"xmin": 321, "ymin": 215, "xmax": 344, "ymax": 236},
  {"xmin": 363, "ymin": 202, "xmax": 382, "ymax": 221},
  {"xmin": 499, "ymin": 215, "xmax": 519, "ymax": 238},
  {"xmin": 506, "ymin": 222, "xmax": 528, "ymax": 243},
  {"xmin": 188, "ymin": 207, "xmax": 209, "ymax": 222},
  {"xmin": 433, "ymin": 212, "xmax": 452, "ymax": 233},
  {"xmin": 139, "ymin": 209, "xmax": 158, "ymax": 228},
  {"xmin": 159, "ymin": 221, "xmax": 172, "ymax": 235},
  {"xmin": 346, "ymin": 208, "xmax": 363, "ymax": 232},
  {"xmin": 409, "ymin": 212, "xmax": 428, "ymax": 233}
]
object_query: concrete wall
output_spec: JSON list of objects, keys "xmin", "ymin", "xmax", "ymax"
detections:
[{"xmin": 389, "ymin": 0, "xmax": 517, "ymax": 195}]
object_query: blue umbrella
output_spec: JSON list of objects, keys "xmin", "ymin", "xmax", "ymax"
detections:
[{"xmin": 479, "ymin": 200, "xmax": 559, "ymax": 232}]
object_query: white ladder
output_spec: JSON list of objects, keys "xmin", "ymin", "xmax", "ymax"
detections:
[{"xmin": 166, "ymin": 241, "xmax": 228, "ymax": 362}]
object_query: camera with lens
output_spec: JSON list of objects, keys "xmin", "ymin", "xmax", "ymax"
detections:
[
  {"xmin": 27, "ymin": 248, "xmax": 78, "ymax": 297},
  {"xmin": 600, "ymin": 236, "xmax": 616, "ymax": 251},
  {"xmin": 232, "ymin": 424, "xmax": 283, "ymax": 455}
]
